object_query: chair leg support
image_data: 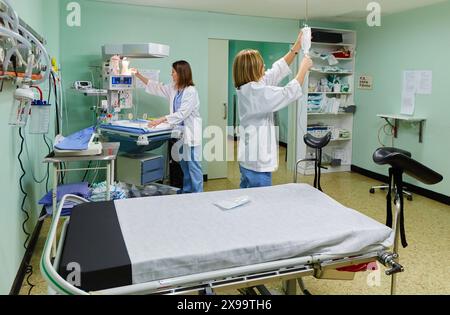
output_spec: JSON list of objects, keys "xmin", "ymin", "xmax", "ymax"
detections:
[{"xmin": 317, "ymin": 149, "xmax": 323, "ymax": 192}]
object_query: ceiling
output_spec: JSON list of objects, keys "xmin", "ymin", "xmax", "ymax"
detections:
[{"xmin": 93, "ymin": 0, "xmax": 447, "ymax": 21}]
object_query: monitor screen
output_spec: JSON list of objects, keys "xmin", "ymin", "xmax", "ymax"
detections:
[{"xmin": 111, "ymin": 76, "xmax": 132, "ymax": 85}]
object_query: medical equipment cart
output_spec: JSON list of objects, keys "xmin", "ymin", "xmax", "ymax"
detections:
[{"xmin": 43, "ymin": 142, "xmax": 120, "ymax": 255}]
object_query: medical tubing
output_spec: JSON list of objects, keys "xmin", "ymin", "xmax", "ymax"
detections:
[
  {"xmin": 0, "ymin": 27, "xmax": 42, "ymax": 87},
  {"xmin": 47, "ymin": 73, "xmax": 52, "ymax": 103},
  {"xmin": 30, "ymin": 85, "xmax": 43, "ymax": 100},
  {"xmin": 54, "ymin": 71, "xmax": 64, "ymax": 136},
  {"xmin": 17, "ymin": 24, "xmax": 51, "ymax": 85},
  {"xmin": 25, "ymin": 265, "xmax": 35, "ymax": 295},
  {"xmin": 43, "ymin": 135, "xmax": 51, "ymax": 193},
  {"xmin": 18, "ymin": 127, "xmax": 36, "ymax": 294},
  {"xmin": 2, "ymin": 43, "xmax": 28, "ymax": 76},
  {"xmin": 23, "ymin": 133, "xmax": 48, "ymax": 184},
  {"xmin": 44, "ymin": 75, "xmax": 53, "ymax": 191},
  {"xmin": 58, "ymin": 71, "xmax": 67, "ymax": 135},
  {"xmin": 89, "ymin": 161, "xmax": 101, "ymax": 185},
  {"xmin": 0, "ymin": 10, "xmax": 51, "ymax": 85},
  {"xmin": 51, "ymin": 72, "xmax": 60, "ymax": 134},
  {"xmin": 0, "ymin": 12, "xmax": 28, "ymax": 65},
  {"xmin": 82, "ymin": 161, "xmax": 92, "ymax": 182},
  {"xmin": 18, "ymin": 128, "xmax": 31, "ymax": 247},
  {"xmin": 1, "ymin": 10, "xmax": 45, "ymax": 71},
  {"xmin": 2, "ymin": 0, "xmax": 19, "ymax": 32},
  {"xmin": 0, "ymin": 26, "xmax": 32, "ymax": 51},
  {"xmin": 60, "ymin": 73, "xmax": 67, "ymax": 133}
]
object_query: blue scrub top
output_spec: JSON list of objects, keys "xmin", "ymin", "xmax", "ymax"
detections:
[{"xmin": 173, "ymin": 89, "xmax": 185, "ymax": 126}]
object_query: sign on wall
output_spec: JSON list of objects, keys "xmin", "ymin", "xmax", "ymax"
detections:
[{"xmin": 358, "ymin": 75, "xmax": 373, "ymax": 90}]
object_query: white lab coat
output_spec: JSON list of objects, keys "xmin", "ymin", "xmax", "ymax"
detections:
[
  {"xmin": 145, "ymin": 82, "xmax": 202, "ymax": 147},
  {"xmin": 237, "ymin": 58, "xmax": 302, "ymax": 172}
]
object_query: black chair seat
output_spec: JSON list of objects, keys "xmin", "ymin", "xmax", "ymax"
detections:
[
  {"xmin": 379, "ymin": 147, "xmax": 412, "ymax": 158},
  {"xmin": 373, "ymin": 148, "xmax": 443, "ymax": 185},
  {"xmin": 304, "ymin": 132, "xmax": 332, "ymax": 149}
]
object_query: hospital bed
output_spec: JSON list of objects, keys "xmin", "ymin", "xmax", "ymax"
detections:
[
  {"xmin": 41, "ymin": 183, "xmax": 405, "ymax": 295},
  {"xmin": 99, "ymin": 120, "xmax": 175, "ymax": 154}
]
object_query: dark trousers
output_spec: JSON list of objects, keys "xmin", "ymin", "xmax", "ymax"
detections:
[{"xmin": 168, "ymin": 139, "xmax": 184, "ymax": 189}]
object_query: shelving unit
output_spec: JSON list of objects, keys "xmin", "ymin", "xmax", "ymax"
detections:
[
  {"xmin": 311, "ymin": 69, "xmax": 353, "ymax": 75},
  {"xmin": 296, "ymin": 27, "xmax": 356, "ymax": 175},
  {"xmin": 307, "ymin": 92, "xmax": 352, "ymax": 95},
  {"xmin": 312, "ymin": 57, "xmax": 353, "ymax": 61},
  {"xmin": 310, "ymin": 42, "xmax": 354, "ymax": 47}
]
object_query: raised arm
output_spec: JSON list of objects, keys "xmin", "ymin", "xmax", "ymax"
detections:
[
  {"xmin": 262, "ymin": 31, "xmax": 303, "ymax": 86},
  {"xmin": 284, "ymin": 31, "xmax": 303, "ymax": 66},
  {"xmin": 132, "ymin": 68, "xmax": 171, "ymax": 99},
  {"xmin": 247, "ymin": 55, "xmax": 313, "ymax": 116},
  {"xmin": 134, "ymin": 70, "xmax": 149, "ymax": 86},
  {"xmin": 295, "ymin": 55, "xmax": 313, "ymax": 86}
]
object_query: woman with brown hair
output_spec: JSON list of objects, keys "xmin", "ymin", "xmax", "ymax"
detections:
[
  {"xmin": 133, "ymin": 61, "xmax": 203, "ymax": 193},
  {"xmin": 233, "ymin": 32, "xmax": 313, "ymax": 188}
]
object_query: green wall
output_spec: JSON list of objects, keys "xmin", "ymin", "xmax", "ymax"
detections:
[
  {"xmin": 228, "ymin": 41, "xmax": 290, "ymax": 143},
  {"xmin": 351, "ymin": 1, "xmax": 450, "ymax": 195},
  {"xmin": 58, "ymin": 0, "xmax": 300, "ymax": 173},
  {"xmin": 0, "ymin": 0, "xmax": 60, "ymax": 294}
]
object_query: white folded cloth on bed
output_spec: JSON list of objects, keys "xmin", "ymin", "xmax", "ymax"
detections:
[{"xmin": 214, "ymin": 196, "xmax": 251, "ymax": 211}]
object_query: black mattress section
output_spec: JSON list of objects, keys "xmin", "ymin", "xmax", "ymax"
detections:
[{"xmin": 58, "ymin": 201, "xmax": 132, "ymax": 292}]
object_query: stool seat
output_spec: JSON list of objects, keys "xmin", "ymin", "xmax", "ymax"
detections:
[
  {"xmin": 304, "ymin": 132, "xmax": 332, "ymax": 149},
  {"xmin": 378, "ymin": 147, "xmax": 412, "ymax": 158},
  {"xmin": 373, "ymin": 148, "xmax": 442, "ymax": 185}
]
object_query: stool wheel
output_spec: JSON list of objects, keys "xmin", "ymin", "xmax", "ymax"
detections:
[{"xmin": 407, "ymin": 195, "xmax": 413, "ymax": 201}]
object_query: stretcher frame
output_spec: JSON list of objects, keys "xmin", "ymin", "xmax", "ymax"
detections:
[{"xmin": 41, "ymin": 194, "xmax": 404, "ymax": 296}]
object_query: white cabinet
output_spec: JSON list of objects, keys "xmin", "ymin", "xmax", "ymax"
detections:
[{"xmin": 296, "ymin": 27, "xmax": 356, "ymax": 175}]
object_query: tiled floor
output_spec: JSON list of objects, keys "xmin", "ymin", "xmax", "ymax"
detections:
[{"xmin": 20, "ymin": 146, "xmax": 450, "ymax": 295}]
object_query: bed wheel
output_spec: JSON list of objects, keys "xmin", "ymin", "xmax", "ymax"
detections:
[
  {"xmin": 407, "ymin": 195, "xmax": 413, "ymax": 201},
  {"xmin": 369, "ymin": 188, "xmax": 375, "ymax": 194},
  {"xmin": 203, "ymin": 287, "xmax": 215, "ymax": 295}
]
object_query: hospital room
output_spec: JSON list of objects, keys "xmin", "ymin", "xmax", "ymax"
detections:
[{"xmin": 1, "ymin": 0, "xmax": 449, "ymax": 298}]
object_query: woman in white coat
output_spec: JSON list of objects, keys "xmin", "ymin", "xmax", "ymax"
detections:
[
  {"xmin": 233, "ymin": 32, "xmax": 313, "ymax": 188},
  {"xmin": 133, "ymin": 61, "xmax": 203, "ymax": 193}
]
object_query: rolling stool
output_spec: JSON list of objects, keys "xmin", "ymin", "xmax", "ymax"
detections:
[
  {"xmin": 369, "ymin": 147, "xmax": 413, "ymax": 201},
  {"xmin": 294, "ymin": 132, "xmax": 332, "ymax": 192}
]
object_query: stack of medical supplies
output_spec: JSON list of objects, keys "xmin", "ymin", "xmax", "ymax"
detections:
[{"xmin": 89, "ymin": 181, "xmax": 128, "ymax": 202}]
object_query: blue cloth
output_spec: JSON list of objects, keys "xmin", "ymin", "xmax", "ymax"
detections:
[
  {"xmin": 45, "ymin": 201, "xmax": 77, "ymax": 217},
  {"xmin": 39, "ymin": 182, "xmax": 91, "ymax": 206},
  {"xmin": 100, "ymin": 123, "xmax": 171, "ymax": 135},
  {"xmin": 179, "ymin": 145, "xmax": 203, "ymax": 193},
  {"xmin": 173, "ymin": 90, "xmax": 185, "ymax": 126},
  {"xmin": 54, "ymin": 126, "xmax": 95, "ymax": 151},
  {"xmin": 239, "ymin": 165, "xmax": 272, "ymax": 188}
]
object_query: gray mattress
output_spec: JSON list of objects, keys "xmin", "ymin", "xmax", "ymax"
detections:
[{"xmin": 114, "ymin": 184, "xmax": 394, "ymax": 284}]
